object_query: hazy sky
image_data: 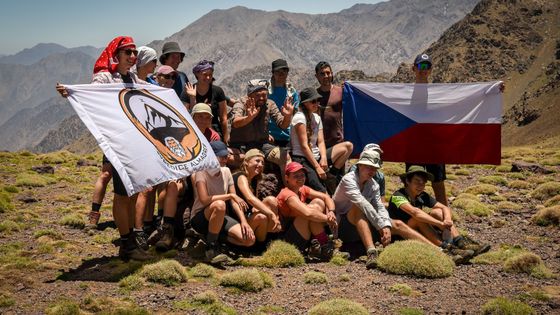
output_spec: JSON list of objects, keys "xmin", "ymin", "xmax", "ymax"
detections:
[{"xmin": 0, "ymin": 0, "xmax": 384, "ymax": 55}]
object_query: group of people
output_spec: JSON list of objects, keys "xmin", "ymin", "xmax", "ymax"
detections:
[{"xmin": 56, "ymin": 36, "xmax": 491, "ymax": 267}]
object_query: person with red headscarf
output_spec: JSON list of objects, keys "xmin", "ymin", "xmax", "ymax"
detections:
[{"xmin": 56, "ymin": 36, "xmax": 150, "ymax": 261}]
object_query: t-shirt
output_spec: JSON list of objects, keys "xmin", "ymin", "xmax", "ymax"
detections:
[
  {"xmin": 290, "ymin": 111, "xmax": 322, "ymax": 161},
  {"xmin": 387, "ymin": 187, "xmax": 437, "ymax": 223},
  {"xmin": 317, "ymin": 85, "xmax": 343, "ymax": 148},
  {"xmin": 203, "ymin": 127, "xmax": 221, "ymax": 142},
  {"xmin": 183, "ymin": 84, "xmax": 226, "ymax": 135},
  {"xmin": 276, "ymin": 185, "xmax": 311, "ymax": 218},
  {"xmin": 191, "ymin": 167, "xmax": 233, "ymax": 217},
  {"xmin": 268, "ymin": 85, "xmax": 300, "ymax": 143}
]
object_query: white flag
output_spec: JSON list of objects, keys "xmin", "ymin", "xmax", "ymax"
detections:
[{"xmin": 65, "ymin": 83, "xmax": 219, "ymax": 196}]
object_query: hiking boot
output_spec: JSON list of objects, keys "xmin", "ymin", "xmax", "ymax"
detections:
[
  {"xmin": 86, "ymin": 211, "xmax": 101, "ymax": 228},
  {"xmin": 155, "ymin": 223, "xmax": 175, "ymax": 252},
  {"xmin": 454, "ymin": 235, "xmax": 491, "ymax": 256},
  {"xmin": 365, "ymin": 247, "xmax": 379, "ymax": 269},
  {"xmin": 333, "ymin": 248, "xmax": 351, "ymax": 260},
  {"xmin": 308, "ymin": 239, "xmax": 335, "ymax": 261},
  {"xmin": 205, "ymin": 244, "xmax": 232, "ymax": 265},
  {"xmin": 148, "ymin": 224, "xmax": 165, "ymax": 246},
  {"xmin": 324, "ymin": 173, "xmax": 338, "ymax": 195},
  {"xmin": 118, "ymin": 238, "xmax": 152, "ymax": 261},
  {"xmin": 133, "ymin": 230, "xmax": 149, "ymax": 251},
  {"xmin": 445, "ymin": 247, "xmax": 475, "ymax": 265}
]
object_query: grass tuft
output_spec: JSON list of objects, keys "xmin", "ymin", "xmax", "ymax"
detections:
[
  {"xmin": 531, "ymin": 206, "xmax": 560, "ymax": 226},
  {"xmin": 139, "ymin": 259, "xmax": 188, "ymax": 286},
  {"xmin": 241, "ymin": 240, "xmax": 305, "ymax": 268},
  {"xmin": 255, "ymin": 305, "xmax": 285, "ymax": 314},
  {"xmin": 508, "ymin": 180, "xmax": 531, "ymax": 189},
  {"xmin": 530, "ymin": 182, "xmax": 560, "ymax": 200},
  {"xmin": 376, "ymin": 240, "xmax": 454, "ymax": 278},
  {"xmin": 397, "ymin": 307, "xmax": 424, "ymax": 315},
  {"xmin": 81, "ymin": 296, "xmax": 149, "ymax": 314},
  {"xmin": 3, "ymin": 185, "xmax": 19, "ymax": 193},
  {"xmin": 494, "ymin": 165, "xmax": 511, "ymax": 173},
  {"xmin": 481, "ymin": 297, "xmax": 535, "ymax": 315},
  {"xmin": 389, "ymin": 283, "xmax": 413, "ymax": 296},
  {"xmin": 219, "ymin": 269, "xmax": 273, "ymax": 292},
  {"xmin": 304, "ymin": 271, "xmax": 328, "ymax": 284},
  {"xmin": 0, "ymin": 191, "xmax": 14, "ymax": 213},
  {"xmin": 479, "ymin": 175, "xmax": 507, "ymax": 186},
  {"xmin": 45, "ymin": 300, "xmax": 81, "ymax": 315},
  {"xmin": 452, "ymin": 198, "xmax": 493, "ymax": 216},
  {"xmin": 465, "ymin": 184, "xmax": 498, "ymax": 195},
  {"xmin": 59, "ymin": 214, "xmax": 85, "ymax": 229},
  {"xmin": 544, "ymin": 195, "xmax": 560, "ymax": 207},
  {"xmin": 174, "ymin": 290, "xmax": 237, "ymax": 315},
  {"xmin": 189, "ymin": 263, "xmax": 216, "ymax": 278},
  {"xmin": 34, "ymin": 229, "xmax": 63, "ymax": 239},
  {"xmin": 0, "ymin": 220, "xmax": 22, "ymax": 234},
  {"xmin": 497, "ymin": 201, "xmax": 523, "ymax": 212},
  {"xmin": 15, "ymin": 173, "xmax": 48, "ymax": 187},
  {"xmin": 472, "ymin": 244, "xmax": 527, "ymax": 265},
  {"xmin": 329, "ymin": 253, "xmax": 349, "ymax": 266},
  {"xmin": 118, "ymin": 274, "xmax": 145, "ymax": 292},
  {"xmin": 308, "ymin": 298, "xmax": 368, "ymax": 315},
  {"xmin": 504, "ymin": 253, "xmax": 542, "ymax": 274},
  {"xmin": 0, "ymin": 291, "xmax": 15, "ymax": 308}
]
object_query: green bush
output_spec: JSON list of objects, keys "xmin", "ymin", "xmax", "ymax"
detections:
[
  {"xmin": 472, "ymin": 245, "xmax": 527, "ymax": 265},
  {"xmin": 15, "ymin": 173, "xmax": 48, "ymax": 187},
  {"xmin": 375, "ymin": 240, "xmax": 454, "ymax": 278},
  {"xmin": 33, "ymin": 229, "xmax": 63, "ymax": 239},
  {"xmin": 174, "ymin": 290, "xmax": 237, "ymax": 315},
  {"xmin": 81, "ymin": 297, "xmax": 149, "ymax": 315},
  {"xmin": 397, "ymin": 308, "xmax": 424, "ymax": 315},
  {"xmin": 59, "ymin": 214, "xmax": 85, "ymax": 229},
  {"xmin": 497, "ymin": 201, "xmax": 523, "ymax": 212},
  {"xmin": 481, "ymin": 297, "xmax": 535, "ymax": 315},
  {"xmin": 530, "ymin": 182, "xmax": 560, "ymax": 200},
  {"xmin": 494, "ymin": 165, "xmax": 511, "ymax": 173},
  {"xmin": 454, "ymin": 193, "xmax": 479, "ymax": 201},
  {"xmin": 3, "ymin": 185, "xmax": 19, "ymax": 193},
  {"xmin": 304, "ymin": 271, "xmax": 328, "ymax": 284},
  {"xmin": 308, "ymin": 298, "xmax": 368, "ymax": 315},
  {"xmin": 479, "ymin": 175, "xmax": 507, "ymax": 186},
  {"xmin": 243, "ymin": 240, "xmax": 305, "ymax": 268},
  {"xmin": 465, "ymin": 184, "xmax": 498, "ymax": 195},
  {"xmin": 389, "ymin": 283, "xmax": 413, "ymax": 296},
  {"xmin": 452, "ymin": 198, "xmax": 493, "ymax": 216},
  {"xmin": 189, "ymin": 263, "xmax": 216, "ymax": 278},
  {"xmin": 219, "ymin": 269, "xmax": 273, "ymax": 292},
  {"xmin": 45, "ymin": 300, "xmax": 81, "ymax": 315},
  {"xmin": 139, "ymin": 259, "xmax": 188, "ymax": 286},
  {"xmin": 118, "ymin": 274, "xmax": 145, "ymax": 291},
  {"xmin": 508, "ymin": 180, "xmax": 531, "ymax": 189},
  {"xmin": 506, "ymin": 172, "xmax": 526, "ymax": 180},
  {"xmin": 532, "ymin": 206, "xmax": 560, "ymax": 226},
  {"xmin": 504, "ymin": 253, "xmax": 542, "ymax": 274},
  {"xmin": 329, "ymin": 253, "xmax": 349, "ymax": 266}
]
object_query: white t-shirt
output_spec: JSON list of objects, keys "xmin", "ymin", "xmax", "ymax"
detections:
[{"xmin": 290, "ymin": 111, "xmax": 323, "ymax": 160}]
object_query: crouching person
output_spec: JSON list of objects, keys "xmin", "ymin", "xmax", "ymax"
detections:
[
  {"xmin": 276, "ymin": 162, "xmax": 337, "ymax": 261},
  {"xmin": 190, "ymin": 141, "xmax": 256, "ymax": 264}
]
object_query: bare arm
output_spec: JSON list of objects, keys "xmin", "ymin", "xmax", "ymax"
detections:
[
  {"xmin": 285, "ymin": 196, "xmax": 328, "ymax": 222},
  {"xmin": 195, "ymin": 176, "xmax": 234, "ymax": 208},
  {"xmin": 237, "ymin": 175, "xmax": 276, "ymax": 218},
  {"xmin": 218, "ymin": 100, "xmax": 229, "ymax": 143},
  {"xmin": 399, "ymin": 203, "xmax": 445, "ymax": 229},
  {"xmin": 317, "ymin": 125, "xmax": 328, "ymax": 170}
]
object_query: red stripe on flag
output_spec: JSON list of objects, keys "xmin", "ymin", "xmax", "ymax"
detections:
[{"xmin": 380, "ymin": 124, "xmax": 501, "ymax": 164}]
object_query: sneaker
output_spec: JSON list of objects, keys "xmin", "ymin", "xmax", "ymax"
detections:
[
  {"xmin": 365, "ymin": 247, "xmax": 379, "ymax": 269},
  {"xmin": 333, "ymin": 249, "xmax": 351, "ymax": 260},
  {"xmin": 155, "ymin": 223, "xmax": 175, "ymax": 252},
  {"xmin": 307, "ymin": 239, "xmax": 323, "ymax": 261},
  {"xmin": 86, "ymin": 211, "xmax": 101, "ymax": 228},
  {"xmin": 205, "ymin": 245, "xmax": 232, "ymax": 265},
  {"xmin": 324, "ymin": 173, "xmax": 338, "ymax": 195},
  {"xmin": 133, "ymin": 230, "xmax": 150, "ymax": 251},
  {"xmin": 445, "ymin": 246, "xmax": 475, "ymax": 265},
  {"xmin": 465, "ymin": 243, "xmax": 491, "ymax": 256}
]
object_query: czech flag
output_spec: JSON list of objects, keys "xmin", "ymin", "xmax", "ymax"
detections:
[{"xmin": 343, "ymin": 82, "xmax": 502, "ymax": 164}]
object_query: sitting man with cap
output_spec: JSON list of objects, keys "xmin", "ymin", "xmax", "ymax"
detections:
[
  {"xmin": 159, "ymin": 41, "xmax": 189, "ymax": 97},
  {"xmin": 349, "ymin": 143, "xmax": 387, "ymax": 206},
  {"xmin": 229, "ymin": 79, "xmax": 294, "ymax": 174},
  {"xmin": 334, "ymin": 150, "xmax": 442, "ymax": 268},
  {"xmin": 388, "ymin": 165, "xmax": 490, "ymax": 264},
  {"xmin": 191, "ymin": 103, "xmax": 221, "ymax": 142}
]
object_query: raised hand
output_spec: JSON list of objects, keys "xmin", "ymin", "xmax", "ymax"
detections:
[
  {"xmin": 184, "ymin": 82, "xmax": 196, "ymax": 98},
  {"xmin": 281, "ymin": 96, "xmax": 294, "ymax": 116},
  {"xmin": 246, "ymin": 97, "xmax": 260, "ymax": 119}
]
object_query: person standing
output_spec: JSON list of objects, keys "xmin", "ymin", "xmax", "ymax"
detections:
[
  {"xmin": 159, "ymin": 41, "xmax": 189, "ymax": 97},
  {"xmin": 268, "ymin": 59, "xmax": 300, "ymax": 148}
]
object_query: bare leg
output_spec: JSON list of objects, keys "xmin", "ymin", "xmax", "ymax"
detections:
[
  {"xmin": 163, "ymin": 181, "xmax": 182, "ymax": 218},
  {"xmin": 391, "ymin": 219, "xmax": 436, "ymax": 247},
  {"xmin": 347, "ymin": 205, "xmax": 374, "ymax": 249},
  {"xmin": 113, "ymin": 194, "xmax": 131, "ymax": 235},
  {"xmin": 204, "ymin": 200, "xmax": 226, "ymax": 235},
  {"xmin": 92, "ymin": 163, "xmax": 112, "ymax": 204},
  {"xmin": 330, "ymin": 141, "xmax": 353, "ymax": 169},
  {"xmin": 247, "ymin": 213, "xmax": 268, "ymax": 242},
  {"xmin": 135, "ymin": 189, "xmax": 152, "ymax": 229},
  {"xmin": 432, "ymin": 181, "xmax": 448, "ymax": 206},
  {"xmin": 429, "ymin": 208, "xmax": 460, "ymax": 237},
  {"xmin": 227, "ymin": 223, "xmax": 256, "ymax": 247},
  {"xmin": 263, "ymin": 196, "xmax": 280, "ymax": 232},
  {"xmin": 408, "ymin": 218, "xmax": 442, "ymax": 246}
]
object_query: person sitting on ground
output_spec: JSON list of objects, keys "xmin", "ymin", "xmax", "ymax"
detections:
[
  {"xmin": 388, "ymin": 165, "xmax": 490, "ymax": 263},
  {"xmin": 190, "ymin": 141, "xmax": 256, "ymax": 264},
  {"xmin": 276, "ymin": 162, "xmax": 338, "ymax": 261},
  {"xmin": 183, "ymin": 60, "xmax": 229, "ymax": 143},
  {"xmin": 267, "ymin": 59, "xmax": 300, "ymax": 148},
  {"xmin": 233, "ymin": 149, "xmax": 282, "ymax": 249},
  {"xmin": 348, "ymin": 143, "xmax": 387, "ymax": 206},
  {"xmin": 229, "ymin": 79, "xmax": 294, "ymax": 174},
  {"xmin": 56, "ymin": 36, "xmax": 151, "ymax": 261},
  {"xmin": 191, "ymin": 103, "xmax": 221, "ymax": 142},
  {"xmin": 314, "ymin": 61, "xmax": 353, "ymax": 188},
  {"xmin": 334, "ymin": 150, "xmax": 459, "ymax": 268},
  {"xmin": 153, "ymin": 65, "xmax": 177, "ymax": 88},
  {"xmin": 159, "ymin": 41, "xmax": 189, "ymax": 97},
  {"xmin": 290, "ymin": 87, "xmax": 352, "ymax": 194}
]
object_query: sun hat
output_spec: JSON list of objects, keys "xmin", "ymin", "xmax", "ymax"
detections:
[
  {"xmin": 356, "ymin": 150, "xmax": 381, "ymax": 168},
  {"xmin": 191, "ymin": 103, "xmax": 213, "ymax": 117},
  {"xmin": 272, "ymin": 59, "xmax": 289, "ymax": 72},
  {"xmin": 247, "ymin": 79, "xmax": 269, "ymax": 95},
  {"xmin": 299, "ymin": 87, "xmax": 322, "ymax": 104},
  {"xmin": 244, "ymin": 149, "xmax": 265, "ymax": 162},
  {"xmin": 159, "ymin": 42, "xmax": 185, "ymax": 64},
  {"xmin": 363, "ymin": 143, "xmax": 384, "ymax": 154},
  {"xmin": 400, "ymin": 165, "xmax": 434, "ymax": 182}
]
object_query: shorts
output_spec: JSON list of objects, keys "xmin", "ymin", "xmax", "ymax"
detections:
[
  {"xmin": 280, "ymin": 216, "xmax": 309, "ymax": 252},
  {"xmin": 102, "ymin": 154, "xmax": 110, "ymax": 164},
  {"xmin": 405, "ymin": 163, "xmax": 446, "ymax": 182},
  {"xmin": 190, "ymin": 209, "xmax": 239, "ymax": 242},
  {"xmin": 111, "ymin": 164, "xmax": 128, "ymax": 196},
  {"xmin": 338, "ymin": 213, "xmax": 381, "ymax": 244}
]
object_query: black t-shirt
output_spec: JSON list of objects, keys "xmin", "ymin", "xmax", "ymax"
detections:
[
  {"xmin": 387, "ymin": 188, "xmax": 437, "ymax": 223},
  {"xmin": 233, "ymin": 172, "xmax": 258, "ymax": 205},
  {"xmin": 183, "ymin": 84, "xmax": 226, "ymax": 135},
  {"xmin": 121, "ymin": 72, "xmax": 133, "ymax": 84}
]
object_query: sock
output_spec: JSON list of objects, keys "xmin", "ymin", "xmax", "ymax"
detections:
[
  {"xmin": 92, "ymin": 203, "xmax": 101, "ymax": 212},
  {"xmin": 157, "ymin": 208, "xmax": 164, "ymax": 218},
  {"xmin": 206, "ymin": 232, "xmax": 219, "ymax": 246},
  {"xmin": 313, "ymin": 231, "xmax": 329, "ymax": 245},
  {"xmin": 329, "ymin": 166, "xmax": 342, "ymax": 176},
  {"xmin": 133, "ymin": 227, "xmax": 143, "ymax": 233},
  {"xmin": 163, "ymin": 216, "xmax": 176, "ymax": 225},
  {"xmin": 120, "ymin": 233, "xmax": 130, "ymax": 245}
]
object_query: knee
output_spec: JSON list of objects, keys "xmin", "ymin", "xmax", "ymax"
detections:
[
  {"xmin": 210, "ymin": 200, "xmax": 226, "ymax": 213},
  {"xmin": 254, "ymin": 213, "xmax": 268, "ymax": 225},
  {"xmin": 99, "ymin": 171, "xmax": 112, "ymax": 183},
  {"xmin": 263, "ymin": 196, "xmax": 278, "ymax": 210},
  {"xmin": 392, "ymin": 220, "xmax": 406, "ymax": 230},
  {"xmin": 310, "ymin": 198, "xmax": 325, "ymax": 210},
  {"xmin": 344, "ymin": 141, "xmax": 353, "ymax": 153},
  {"xmin": 430, "ymin": 209, "xmax": 443, "ymax": 220}
]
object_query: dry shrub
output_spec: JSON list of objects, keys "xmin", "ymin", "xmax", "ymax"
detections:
[
  {"xmin": 329, "ymin": 253, "xmax": 349, "ymax": 266},
  {"xmin": 481, "ymin": 297, "xmax": 535, "ymax": 315},
  {"xmin": 243, "ymin": 240, "xmax": 305, "ymax": 268},
  {"xmin": 0, "ymin": 220, "xmax": 22, "ymax": 234},
  {"xmin": 544, "ymin": 195, "xmax": 560, "ymax": 207},
  {"xmin": 139, "ymin": 259, "xmax": 188, "ymax": 286},
  {"xmin": 174, "ymin": 290, "xmax": 237, "ymax": 315},
  {"xmin": 304, "ymin": 271, "xmax": 328, "ymax": 284},
  {"xmin": 497, "ymin": 201, "xmax": 523, "ymax": 212},
  {"xmin": 504, "ymin": 253, "xmax": 542, "ymax": 274},
  {"xmin": 452, "ymin": 198, "xmax": 493, "ymax": 217},
  {"xmin": 472, "ymin": 245, "xmax": 526, "ymax": 265},
  {"xmin": 375, "ymin": 240, "xmax": 454, "ymax": 278},
  {"xmin": 506, "ymin": 172, "xmax": 526, "ymax": 180},
  {"xmin": 382, "ymin": 163, "xmax": 405, "ymax": 176},
  {"xmin": 508, "ymin": 180, "xmax": 531, "ymax": 189},
  {"xmin": 308, "ymin": 298, "xmax": 368, "ymax": 315},
  {"xmin": 15, "ymin": 173, "xmax": 47, "ymax": 187},
  {"xmin": 532, "ymin": 206, "xmax": 560, "ymax": 226},
  {"xmin": 45, "ymin": 300, "xmax": 81, "ymax": 315},
  {"xmin": 455, "ymin": 193, "xmax": 479, "ymax": 201},
  {"xmin": 59, "ymin": 214, "xmax": 85, "ymax": 229},
  {"xmin": 118, "ymin": 274, "xmax": 145, "ymax": 291},
  {"xmin": 219, "ymin": 269, "xmax": 273, "ymax": 292},
  {"xmin": 389, "ymin": 283, "xmax": 413, "ymax": 296},
  {"xmin": 465, "ymin": 184, "xmax": 498, "ymax": 195},
  {"xmin": 0, "ymin": 191, "xmax": 14, "ymax": 213},
  {"xmin": 189, "ymin": 263, "xmax": 216, "ymax": 278},
  {"xmin": 0, "ymin": 291, "xmax": 15, "ymax": 307},
  {"xmin": 81, "ymin": 296, "xmax": 149, "ymax": 314},
  {"xmin": 530, "ymin": 182, "xmax": 560, "ymax": 200},
  {"xmin": 479, "ymin": 175, "xmax": 508, "ymax": 186},
  {"xmin": 494, "ymin": 165, "xmax": 511, "ymax": 173}
]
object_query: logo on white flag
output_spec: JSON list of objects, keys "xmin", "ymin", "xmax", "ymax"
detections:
[{"xmin": 119, "ymin": 89, "xmax": 203, "ymax": 164}]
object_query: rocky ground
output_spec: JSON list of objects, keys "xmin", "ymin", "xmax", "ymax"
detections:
[{"xmin": 0, "ymin": 147, "xmax": 559, "ymax": 314}]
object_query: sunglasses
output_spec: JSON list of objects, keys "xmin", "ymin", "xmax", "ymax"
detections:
[
  {"xmin": 160, "ymin": 74, "xmax": 177, "ymax": 80},
  {"xmin": 123, "ymin": 49, "xmax": 138, "ymax": 56},
  {"xmin": 416, "ymin": 63, "xmax": 431, "ymax": 71}
]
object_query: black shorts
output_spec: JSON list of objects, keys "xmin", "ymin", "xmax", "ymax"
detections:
[
  {"xmin": 405, "ymin": 163, "xmax": 446, "ymax": 182},
  {"xmin": 339, "ymin": 213, "xmax": 381, "ymax": 244},
  {"xmin": 190, "ymin": 209, "xmax": 239, "ymax": 242},
  {"xmin": 102, "ymin": 154, "xmax": 110, "ymax": 164},
  {"xmin": 280, "ymin": 217, "xmax": 309, "ymax": 252},
  {"xmin": 111, "ymin": 164, "xmax": 128, "ymax": 196}
]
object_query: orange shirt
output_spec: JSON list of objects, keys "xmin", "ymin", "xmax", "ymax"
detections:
[{"xmin": 276, "ymin": 185, "xmax": 311, "ymax": 218}]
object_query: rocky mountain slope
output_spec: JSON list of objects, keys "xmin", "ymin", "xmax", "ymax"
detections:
[
  {"xmin": 390, "ymin": 0, "xmax": 560, "ymax": 146},
  {"xmin": 0, "ymin": 43, "xmax": 100, "ymax": 66}
]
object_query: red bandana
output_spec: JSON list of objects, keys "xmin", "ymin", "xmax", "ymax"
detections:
[{"xmin": 93, "ymin": 36, "xmax": 135, "ymax": 74}]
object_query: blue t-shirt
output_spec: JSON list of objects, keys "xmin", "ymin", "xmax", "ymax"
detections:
[{"xmin": 268, "ymin": 86, "xmax": 300, "ymax": 143}]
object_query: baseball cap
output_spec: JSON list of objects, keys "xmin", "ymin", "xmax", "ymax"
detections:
[
  {"xmin": 285, "ymin": 161, "xmax": 307, "ymax": 174},
  {"xmin": 210, "ymin": 141, "xmax": 228, "ymax": 157},
  {"xmin": 272, "ymin": 59, "xmax": 289, "ymax": 72},
  {"xmin": 155, "ymin": 65, "xmax": 177, "ymax": 75}
]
